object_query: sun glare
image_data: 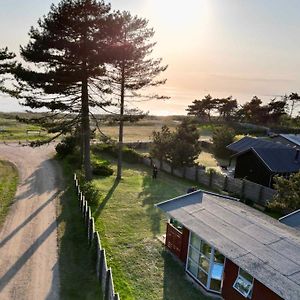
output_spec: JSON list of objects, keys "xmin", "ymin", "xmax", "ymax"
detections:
[{"xmin": 146, "ymin": 0, "xmax": 212, "ymax": 33}]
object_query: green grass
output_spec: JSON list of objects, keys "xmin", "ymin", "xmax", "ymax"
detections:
[
  {"xmin": 0, "ymin": 117, "xmax": 49, "ymax": 141},
  {"xmin": 0, "ymin": 160, "xmax": 18, "ymax": 227},
  {"xmin": 57, "ymin": 159, "xmax": 102, "ymax": 299},
  {"xmin": 87, "ymin": 156, "xmax": 211, "ymax": 300}
]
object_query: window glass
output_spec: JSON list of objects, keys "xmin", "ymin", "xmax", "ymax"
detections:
[
  {"xmin": 189, "ymin": 246, "xmax": 200, "ymax": 263},
  {"xmin": 197, "ymin": 269, "xmax": 208, "ymax": 286},
  {"xmin": 211, "ymin": 263, "xmax": 224, "ymax": 280},
  {"xmin": 200, "ymin": 241, "xmax": 211, "ymax": 258},
  {"xmin": 190, "ymin": 232, "xmax": 201, "ymax": 250},
  {"xmin": 210, "ymin": 278, "xmax": 222, "ymax": 292},
  {"xmin": 214, "ymin": 250, "xmax": 225, "ymax": 264},
  {"xmin": 233, "ymin": 268, "xmax": 253, "ymax": 298},
  {"xmin": 187, "ymin": 259, "xmax": 198, "ymax": 277},
  {"xmin": 239, "ymin": 269, "xmax": 253, "ymax": 283},
  {"xmin": 199, "ymin": 255, "xmax": 210, "ymax": 273}
]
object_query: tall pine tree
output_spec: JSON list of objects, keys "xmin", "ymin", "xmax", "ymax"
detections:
[
  {"xmin": 102, "ymin": 11, "xmax": 168, "ymax": 179},
  {"xmin": 14, "ymin": 0, "xmax": 119, "ymax": 180}
]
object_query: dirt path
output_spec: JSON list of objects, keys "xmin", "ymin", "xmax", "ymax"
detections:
[{"xmin": 0, "ymin": 143, "xmax": 61, "ymax": 300}]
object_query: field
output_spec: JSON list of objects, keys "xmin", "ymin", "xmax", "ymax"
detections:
[
  {"xmin": 0, "ymin": 160, "xmax": 18, "ymax": 227},
  {"xmin": 0, "ymin": 116, "xmax": 48, "ymax": 141},
  {"xmin": 86, "ymin": 153, "xmax": 211, "ymax": 300}
]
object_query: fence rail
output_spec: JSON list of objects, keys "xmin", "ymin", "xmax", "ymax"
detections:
[
  {"xmin": 144, "ymin": 158, "xmax": 276, "ymax": 207},
  {"xmin": 74, "ymin": 173, "xmax": 120, "ymax": 300}
]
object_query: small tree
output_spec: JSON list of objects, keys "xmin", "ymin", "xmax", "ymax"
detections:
[
  {"xmin": 212, "ymin": 126, "xmax": 235, "ymax": 158},
  {"xmin": 269, "ymin": 172, "xmax": 300, "ymax": 213},
  {"xmin": 169, "ymin": 119, "xmax": 201, "ymax": 168},
  {"xmin": 150, "ymin": 125, "xmax": 173, "ymax": 164}
]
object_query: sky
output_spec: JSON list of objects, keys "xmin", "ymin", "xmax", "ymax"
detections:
[{"xmin": 0, "ymin": 0, "xmax": 300, "ymax": 115}]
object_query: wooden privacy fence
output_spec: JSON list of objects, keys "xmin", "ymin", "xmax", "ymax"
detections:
[
  {"xmin": 74, "ymin": 174, "xmax": 120, "ymax": 300},
  {"xmin": 144, "ymin": 158, "xmax": 276, "ymax": 207}
]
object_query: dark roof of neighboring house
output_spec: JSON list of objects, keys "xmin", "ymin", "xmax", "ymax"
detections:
[
  {"xmin": 233, "ymin": 147, "xmax": 300, "ymax": 173},
  {"xmin": 280, "ymin": 210, "xmax": 300, "ymax": 230},
  {"xmin": 227, "ymin": 136, "xmax": 289, "ymax": 153},
  {"xmin": 278, "ymin": 134, "xmax": 300, "ymax": 147},
  {"xmin": 156, "ymin": 191, "xmax": 300, "ymax": 300}
]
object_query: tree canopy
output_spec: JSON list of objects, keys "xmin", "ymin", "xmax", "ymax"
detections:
[
  {"xmin": 0, "ymin": 47, "xmax": 16, "ymax": 96},
  {"xmin": 14, "ymin": 0, "xmax": 120, "ymax": 179},
  {"xmin": 151, "ymin": 120, "xmax": 201, "ymax": 168},
  {"xmin": 102, "ymin": 11, "xmax": 167, "ymax": 179},
  {"xmin": 270, "ymin": 172, "xmax": 300, "ymax": 212}
]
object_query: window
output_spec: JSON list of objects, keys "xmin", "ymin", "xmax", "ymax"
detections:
[
  {"xmin": 233, "ymin": 268, "xmax": 253, "ymax": 298},
  {"xmin": 186, "ymin": 232, "xmax": 225, "ymax": 293}
]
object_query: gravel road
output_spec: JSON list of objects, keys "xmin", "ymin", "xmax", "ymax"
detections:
[{"xmin": 0, "ymin": 143, "xmax": 61, "ymax": 300}]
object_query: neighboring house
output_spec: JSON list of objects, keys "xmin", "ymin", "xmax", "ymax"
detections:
[
  {"xmin": 226, "ymin": 136, "xmax": 289, "ymax": 155},
  {"xmin": 279, "ymin": 209, "xmax": 300, "ymax": 230},
  {"xmin": 156, "ymin": 190, "xmax": 300, "ymax": 300},
  {"xmin": 233, "ymin": 147, "xmax": 300, "ymax": 187},
  {"xmin": 271, "ymin": 134, "xmax": 300, "ymax": 150}
]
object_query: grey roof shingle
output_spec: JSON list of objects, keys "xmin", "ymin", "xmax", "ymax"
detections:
[
  {"xmin": 234, "ymin": 147, "xmax": 300, "ymax": 173},
  {"xmin": 279, "ymin": 134, "xmax": 300, "ymax": 147},
  {"xmin": 227, "ymin": 136, "xmax": 289, "ymax": 153},
  {"xmin": 156, "ymin": 191, "xmax": 300, "ymax": 300}
]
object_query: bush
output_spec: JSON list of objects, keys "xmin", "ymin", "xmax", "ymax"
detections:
[
  {"xmin": 81, "ymin": 181, "xmax": 102, "ymax": 206},
  {"xmin": 91, "ymin": 143, "xmax": 141, "ymax": 164},
  {"xmin": 92, "ymin": 160, "xmax": 114, "ymax": 176},
  {"xmin": 55, "ymin": 136, "xmax": 77, "ymax": 157},
  {"xmin": 122, "ymin": 148, "xmax": 141, "ymax": 163}
]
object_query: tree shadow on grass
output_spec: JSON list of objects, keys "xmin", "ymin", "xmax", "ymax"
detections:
[
  {"xmin": 93, "ymin": 177, "xmax": 120, "ymax": 220},
  {"xmin": 138, "ymin": 174, "xmax": 168, "ymax": 237}
]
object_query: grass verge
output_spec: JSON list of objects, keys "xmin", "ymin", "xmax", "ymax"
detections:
[
  {"xmin": 0, "ymin": 160, "xmax": 18, "ymax": 227},
  {"xmin": 57, "ymin": 159, "xmax": 102, "ymax": 300}
]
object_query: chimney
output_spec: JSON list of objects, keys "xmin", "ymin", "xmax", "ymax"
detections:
[{"xmin": 295, "ymin": 150, "xmax": 300, "ymax": 162}]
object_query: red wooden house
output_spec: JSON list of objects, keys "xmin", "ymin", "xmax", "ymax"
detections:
[{"xmin": 156, "ymin": 190, "xmax": 300, "ymax": 300}]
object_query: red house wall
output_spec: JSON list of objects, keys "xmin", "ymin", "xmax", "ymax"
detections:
[
  {"xmin": 165, "ymin": 223, "xmax": 189, "ymax": 263},
  {"xmin": 222, "ymin": 259, "xmax": 283, "ymax": 300}
]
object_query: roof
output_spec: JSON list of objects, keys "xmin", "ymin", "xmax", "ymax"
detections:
[
  {"xmin": 279, "ymin": 134, "xmax": 300, "ymax": 147},
  {"xmin": 156, "ymin": 191, "xmax": 300, "ymax": 300},
  {"xmin": 227, "ymin": 136, "xmax": 289, "ymax": 153},
  {"xmin": 234, "ymin": 147, "xmax": 300, "ymax": 173},
  {"xmin": 280, "ymin": 210, "xmax": 300, "ymax": 230}
]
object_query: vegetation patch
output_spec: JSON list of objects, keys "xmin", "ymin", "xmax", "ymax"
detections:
[
  {"xmin": 0, "ymin": 160, "xmax": 18, "ymax": 227},
  {"xmin": 57, "ymin": 159, "xmax": 102, "ymax": 300}
]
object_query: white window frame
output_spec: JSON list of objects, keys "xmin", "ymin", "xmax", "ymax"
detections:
[
  {"xmin": 185, "ymin": 231, "xmax": 225, "ymax": 294},
  {"xmin": 233, "ymin": 267, "xmax": 254, "ymax": 298}
]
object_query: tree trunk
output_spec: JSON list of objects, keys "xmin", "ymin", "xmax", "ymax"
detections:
[
  {"xmin": 117, "ymin": 61, "xmax": 125, "ymax": 180},
  {"xmin": 82, "ymin": 76, "xmax": 92, "ymax": 181}
]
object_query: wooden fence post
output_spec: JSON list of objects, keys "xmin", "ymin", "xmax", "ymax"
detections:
[
  {"xmin": 241, "ymin": 180, "xmax": 246, "ymax": 200},
  {"xmin": 195, "ymin": 166, "xmax": 199, "ymax": 182},
  {"xmin": 258, "ymin": 186, "xmax": 264, "ymax": 203},
  {"xmin": 223, "ymin": 176, "xmax": 228, "ymax": 191},
  {"xmin": 89, "ymin": 217, "xmax": 95, "ymax": 245},
  {"xmin": 209, "ymin": 170, "xmax": 214, "ymax": 187},
  {"xmin": 105, "ymin": 269, "xmax": 112, "ymax": 300}
]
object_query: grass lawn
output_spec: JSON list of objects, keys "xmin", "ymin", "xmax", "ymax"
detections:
[
  {"xmin": 88, "ymin": 156, "xmax": 211, "ymax": 300},
  {"xmin": 0, "ymin": 160, "xmax": 18, "ymax": 227},
  {"xmin": 57, "ymin": 160, "xmax": 102, "ymax": 299}
]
